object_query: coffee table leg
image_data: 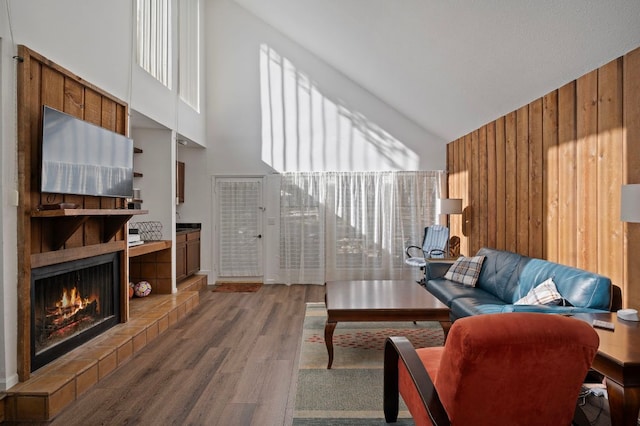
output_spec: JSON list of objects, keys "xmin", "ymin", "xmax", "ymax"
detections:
[
  {"xmin": 324, "ymin": 320, "xmax": 337, "ymax": 369},
  {"xmin": 605, "ymin": 379, "xmax": 640, "ymax": 426}
]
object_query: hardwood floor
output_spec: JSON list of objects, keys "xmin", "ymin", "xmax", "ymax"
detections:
[{"xmin": 47, "ymin": 284, "xmax": 325, "ymax": 426}]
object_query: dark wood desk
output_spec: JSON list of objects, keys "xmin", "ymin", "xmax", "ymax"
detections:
[
  {"xmin": 324, "ymin": 280, "xmax": 450, "ymax": 369},
  {"xmin": 573, "ymin": 312, "xmax": 640, "ymax": 426}
]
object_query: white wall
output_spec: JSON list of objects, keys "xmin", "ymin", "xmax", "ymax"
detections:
[
  {"xmin": 131, "ymin": 128, "xmax": 176, "ymax": 238},
  {"xmin": 0, "ymin": 23, "xmax": 20, "ymax": 389},
  {"xmin": 206, "ymin": 0, "xmax": 446, "ymax": 176},
  {"xmin": 0, "ymin": 0, "xmax": 207, "ymax": 389},
  {"xmin": 203, "ymin": 0, "xmax": 447, "ymax": 283}
]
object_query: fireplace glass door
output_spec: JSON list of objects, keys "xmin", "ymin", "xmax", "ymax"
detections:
[{"xmin": 31, "ymin": 252, "xmax": 120, "ymax": 371}]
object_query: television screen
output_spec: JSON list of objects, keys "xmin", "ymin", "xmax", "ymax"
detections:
[{"xmin": 41, "ymin": 106, "xmax": 134, "ymax": 198}]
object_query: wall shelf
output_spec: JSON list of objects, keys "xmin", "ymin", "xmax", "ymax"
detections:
[
  {"xmin": 129, "ymin": 240, "xmax": 171, "ymax": 257},
  {"xmin": 32, "ymin": 209, "xmax": 148, "ymax": 250}
]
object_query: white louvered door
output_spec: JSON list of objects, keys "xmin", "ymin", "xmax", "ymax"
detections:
[{"xmin": 215, "ymin": 178, "xmax": 263, "ymax": 278}]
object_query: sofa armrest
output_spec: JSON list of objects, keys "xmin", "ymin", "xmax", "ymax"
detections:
[
  {"xmin": 384, "ymin": 336, "xmax": 450, "ymax": 426},
  {"xmin": 426, "ymin": 262, "xmax": 453, "ymax": 280},
  {"xmin": 610, "ymin": 284, "xmax": 622, "ymax": 311}
]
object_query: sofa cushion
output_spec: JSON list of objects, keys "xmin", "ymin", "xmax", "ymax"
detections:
[
  {"xmin": 426, "ymin": 279, "xmax": 487, "ymax": 307},
  {"xmin": 450, "ymin": 298, "xmax": 606, "ymax": 320},
  {"xmin": 444, "ymin": 256, "xmax": 485, "ymax": 286},
  {"xmin": 514, "ymin": 278, "xmax": 563, "ymax": 306},
  {"xmin": 449, "ymin": 295, "xmax": 509, "ymax": 319},
  {"xmin": 475, "ymin": 248, "xmax": 530, "ymax": 302},
  {"xmin": 515, "ymin": 259, "xmax": 611, "ymax": 310}
]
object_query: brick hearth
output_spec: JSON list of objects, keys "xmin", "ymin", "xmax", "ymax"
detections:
[{"xmin": 2, "ymin": 274, "xmax": 207, "ymax": 422}]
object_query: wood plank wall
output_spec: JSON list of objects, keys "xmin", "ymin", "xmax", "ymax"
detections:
[
  {"xmin": 17, "ymin": 45, "xmax": 130, "ymax": 380},
  {"xmin": 447, "ymin": 46, "xmax": 640, "ymax": 309}
]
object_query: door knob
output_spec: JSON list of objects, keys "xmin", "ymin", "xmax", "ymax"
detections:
[{"xmin": 254, "ymin": 234, "xmax": 262, "ymax": 239}]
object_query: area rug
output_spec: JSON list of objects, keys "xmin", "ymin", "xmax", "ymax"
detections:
[
  {"xmin": 211, "ymin": 282, "xmax": 262, "ymax": 292},
  {"xmin": 292, "ymin": 302, "xmax": 445, "ymax": 425}
]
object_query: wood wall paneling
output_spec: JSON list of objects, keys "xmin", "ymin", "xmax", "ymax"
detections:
[
  {"xmin": 461, "ymin": 134, "xmax": 475, "ymax": 253},
  {"xmin": 557, "ymin": 82, "xmax": 577, "ymax": 267},
  {"xmin": 575, "ymin": 70, "xmax": 598, "ymax": 271},
  {"xmin": 624, "ymin": 48, "xmax": 640, "ymax": 309},
  {"xmin": 469, "ymin": 131, "xmax": 478, "ymax": 255},
  {"xmin": 478, "ymin": 126, "xmax": 488, "ymax": 253},
  {"xmin": 504, "ymin": 111, "xmax": 517, "ymax": 253},
  {"xmin": 542, "ymin": 91, "xmax": 559, "ymax": 262},
  {"xmin": 495, "ymin": 117, "xmax": 506, "ymax": 250},
  {"xmin": 528, "ymin": 99, "xmax": 543, "ymax": 259},
  {"xmin": 597, "ymin": 59, "xmax": 624, "ymax": 286},
  {"xmin": 486, "ymin": 122, "xmax": 497, "ymax": 249},
  {"xmin": 446, "ymin": 46, "xmax": 640, "ymax": 309},
  {"xmin": 516, "ymin": 106, "xmax": 529, "ymax": 255}
]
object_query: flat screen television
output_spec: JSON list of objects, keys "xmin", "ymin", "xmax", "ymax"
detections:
[{"xmin": 41, "ymin": 106, "xmax": 134, "ymax": 198}]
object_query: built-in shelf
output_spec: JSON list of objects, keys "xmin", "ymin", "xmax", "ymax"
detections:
[
  {"xmin": 32, "ymin": 209, "xmax": 148, "ymax": 251},
  {"xmin": 134, "ymin": 147, "xmax": 143, "ymax": 177},
  {"xmin": 129, "ymin": 240, "xmax": 171, "ymax": 257}
]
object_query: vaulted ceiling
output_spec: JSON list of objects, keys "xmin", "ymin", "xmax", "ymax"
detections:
[{"xmin": 231, "ymin": 0, "xmax": 640, "ymax": 141}]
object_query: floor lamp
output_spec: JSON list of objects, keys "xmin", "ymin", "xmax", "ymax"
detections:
[{"xmin": 437, "ymin": 198, "xmax": 463, "ymax": 257}]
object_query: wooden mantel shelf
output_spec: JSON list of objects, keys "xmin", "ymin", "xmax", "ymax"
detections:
[
  {"xmin": 31, "ymin": 208, "xmax": 149, "ymax": 217},
  {"xmin": 32, "ymin": 209, "xmax": 148, "ymax": 251}
]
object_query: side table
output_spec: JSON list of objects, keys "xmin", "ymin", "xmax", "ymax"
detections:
[{"xmin": 573, "ymin": 312, "xmax": 640, "ymax": 426}]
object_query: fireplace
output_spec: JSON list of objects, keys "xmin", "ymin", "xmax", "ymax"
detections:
[{"xmin": 30, "ymin": 253, "xmax": 121, "ymax": 371}]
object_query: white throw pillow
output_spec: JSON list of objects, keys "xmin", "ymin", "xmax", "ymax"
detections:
[{"xmin": 514, "ymin": 277, "xmax": 563, "ymax": 305}]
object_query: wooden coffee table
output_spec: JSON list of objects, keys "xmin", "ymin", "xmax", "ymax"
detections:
[
  {"xmin": 573, "ymin": 312, "xmax": 640, "ymax": 426},
  {"xmin": 324, "ymin": 280, "xmax": 451, "ymax": 369}
]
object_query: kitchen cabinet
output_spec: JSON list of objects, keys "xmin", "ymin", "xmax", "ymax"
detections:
[
  {"xmin": 186, "ymin": 231, "xmax": 200, "ymax": 276},
  {"xmin": 176, "ymin": 228, "xmax": 200, "ymax": 281}
]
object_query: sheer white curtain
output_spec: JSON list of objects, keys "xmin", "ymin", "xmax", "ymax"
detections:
[{"xmin": 280, "ymin": 171, "xmax": 445, "ymax": 284}]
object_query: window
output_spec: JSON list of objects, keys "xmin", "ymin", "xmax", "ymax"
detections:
[
  {"xmin": 136, "ymin": 0, "xmax": 172, "ymax": 88},
  {"xmin": 178, "ymin": 0, "xmax": 200, "ymax": 110},
  {"xmin": 279, "ymin": 171, "xmax": 445, "ymax": 284}
]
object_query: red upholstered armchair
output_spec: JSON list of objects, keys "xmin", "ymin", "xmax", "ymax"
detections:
[{"xmin": 384, "ymin": 313, "xmax": 600, "ymax": 426}]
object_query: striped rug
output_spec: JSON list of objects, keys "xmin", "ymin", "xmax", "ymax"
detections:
[{"xmin": 292, "ymin": 302, "xmax": 445, "ymax": 425}]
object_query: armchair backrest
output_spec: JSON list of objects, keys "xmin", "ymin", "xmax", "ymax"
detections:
[
  {"xmin": 422, "ymin": 225, "xmax": 449, "ymax": 259},
  {"xmin": 434, "ymin": 313, "xmax": 599, "ymax": 425}
]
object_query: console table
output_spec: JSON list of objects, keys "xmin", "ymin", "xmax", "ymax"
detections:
[{"xmin": 573, "ymin": 312, "xmax": 640, "ymax": 426}]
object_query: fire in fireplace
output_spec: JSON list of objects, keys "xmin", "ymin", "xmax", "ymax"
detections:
[{"xmin": 31, "ymin": 252, "xmax": 121, "ymax": 371}]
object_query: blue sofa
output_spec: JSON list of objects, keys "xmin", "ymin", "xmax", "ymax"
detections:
[{"xmin": 426, "ymin": 247, "xmax": 617, "ymax": 321}]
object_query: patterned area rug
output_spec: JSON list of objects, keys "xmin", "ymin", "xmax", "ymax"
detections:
[
  {"xmin": 211, "ymin": 282, "xmax": 262, "ymax": 292},
  {"xmin": 292, "ymin": 302, "xmax": 445, "ymax": 425}
]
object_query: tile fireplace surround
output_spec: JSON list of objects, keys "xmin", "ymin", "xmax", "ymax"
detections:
[{"xmin": 1, "ymin": 275, "xmax": 206, "ymax": 422}]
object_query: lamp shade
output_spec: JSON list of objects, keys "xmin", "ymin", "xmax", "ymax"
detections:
[
  {"xmin": 438, "ymin": 198, "xmax": 463, "ymax": 215},
  {"xmin": 621, "ymin": 184, "xmax": 640, "ymax": 223}
]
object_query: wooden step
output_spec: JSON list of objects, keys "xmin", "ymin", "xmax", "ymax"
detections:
[{"xmin": 177, "ymin": 273, "xmax": 208, "ymax": 293}]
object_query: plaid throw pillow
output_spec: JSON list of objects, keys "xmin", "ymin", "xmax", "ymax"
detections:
[
  {"xmin": 514, "ymin": 277, "xmax": 563, "ymax": 305},
  {"xmin": 444, "ymin": 256, "xmax": 485, "ymax": 287}
]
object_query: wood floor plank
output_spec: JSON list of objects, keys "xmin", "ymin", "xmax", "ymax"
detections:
[{"xmin": 48, "ymin": 284, "xmax": 325, "ymax": 426}]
